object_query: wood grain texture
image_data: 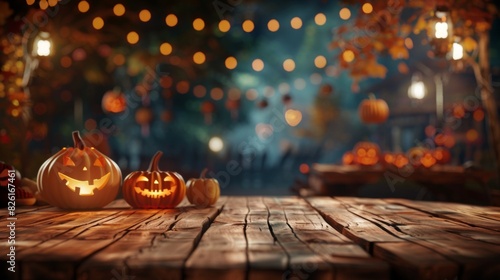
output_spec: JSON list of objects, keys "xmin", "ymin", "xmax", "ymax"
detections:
[{"xmin": 1, "ymin": 196, "xmax": 499, "ymax": 280}]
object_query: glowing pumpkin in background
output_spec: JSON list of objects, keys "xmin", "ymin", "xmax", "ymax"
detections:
[
  {"xmin": 37, "ymin": 131, "xmax": 122, "ymax": 210},
  {"xmin": 392, "ymin": 153, "xmax": 410, "ymax": 169},
  {"xmin": 358, "ymin": 93, "xmax": 389, "ymax": 124},
  {"xmin": 122, "ymin": 151, "xmax": 185, "ymax": 209},
  {"xmin": 407, "ymin": 147, "xmax": 428, "ymax": 167},
  {"xmin": 420, "ymin": 151, "xmax": 437, "ymax": 168},
  {"xmin": 353, "ymin": 141, "xmax": 381, "ymax": 166},
  {"xmin": 102, "ymin": 88, "xmax": 126, "ymax": 114},
  {"xmin": 186, "ymin": 168, "xmax": 220, "ymax": 208},
  {"xmin": 342, "ymin": 151, "xmax": 355, "ymax": 165},
  {"xmin": 433, "ymin": 147, "xmax": 451, "ymax": 164}
]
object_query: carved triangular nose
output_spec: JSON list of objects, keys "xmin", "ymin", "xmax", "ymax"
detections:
[
  {"xmin": 154, "ymin": 180, "xmax": 159, "ymax": 184},
  {"xmin": 83, "ymin": 167, "xmax": 87, "ymax": 171}
]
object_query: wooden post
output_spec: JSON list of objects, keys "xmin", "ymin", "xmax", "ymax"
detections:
[{"xmin": 476, "ymin": 31, "xmax": 500, "ymax": 184}]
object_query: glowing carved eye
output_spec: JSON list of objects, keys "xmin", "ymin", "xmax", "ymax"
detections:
[
  {"xmin": 367, "ymin": 148, "xmax": 376, "ymax": 157},
  {"xmin": 93, "ymin": 157, "xmax": 105, "ymax": 167},
  {"xmin": 64, "ymin": 157, "xmax": 76, "ymax": 166},
  {"xmin": 357, "ymin": 149, "xmax": 366, "ymax": 157},
  {"xmin": 137, "ymin": 176, "xmax": 149, "ymax": 182}
]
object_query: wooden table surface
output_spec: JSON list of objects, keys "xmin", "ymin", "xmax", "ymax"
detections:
[{"xmin": 2, "ymin": 196, "xmax": 500, "ymax": 280}]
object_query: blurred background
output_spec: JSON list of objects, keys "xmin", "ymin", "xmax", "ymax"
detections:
[{"xmin": 1, "ymin": 0, "xmax": 500, "ymax": 199}]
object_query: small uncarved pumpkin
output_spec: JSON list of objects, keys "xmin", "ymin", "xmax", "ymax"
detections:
[
  {"xmin": 123, "ymin": 151, "xmax": 185, "ymax": 209},
  {"xmin": 358, "ymin": 93, "xmax": 389, "ymax": 124},
  {"xmin": 186, "ymin": 169, "xmax": 220, "ymax": 208},
  {"xmin": 37, "ymin": 131, "xmax": 121, "ymax": 210}
]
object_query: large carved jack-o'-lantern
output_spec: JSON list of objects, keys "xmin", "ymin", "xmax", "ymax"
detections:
[
  {"xmin": 122, "ymin": 151, "xmax": 185, "ymax": 209},
  {"xmin": 37, "ymin": 131, "xmax": 121, "ymax": 210}
]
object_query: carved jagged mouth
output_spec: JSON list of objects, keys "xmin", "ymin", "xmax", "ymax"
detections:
[
  {"xmin": 134, "ymin": 186, "xmax": 175, "ymax": 198},
  {"xmin": 58, "ymin": 172, "xmax": 110, "ymax": 196}
]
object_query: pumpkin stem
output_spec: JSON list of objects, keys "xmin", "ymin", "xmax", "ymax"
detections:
[
  {"xmin": 200, "ymin": 168, "xmax": 208, "ymax": 178},
  {"xmin": 368, "ymin": 93, "xmax": 376, "ymax": 100},
  {"xmin": 148, "ymin": 151, "xmax": 163, "ymax": 172},
  {"xmin": 72, "ymin": 131, "xmax": 85, "ymax": 150}
]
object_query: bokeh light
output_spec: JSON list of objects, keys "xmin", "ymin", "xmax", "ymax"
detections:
[
  {"xmin": 78, "ymin": 1, "xmax": 89, "ymax": 13},
  {"xmin": 176, "ymin": 81, "xmax": 190, "ymax": 94},
  {"xmin": 362, "ymin": 3, "xmax": 373, "ymax": 14},
  {"xmin": 342, "ymin": 50, "xmax": 355, "ymax": 62},
  {"xmin": 193, "ymin": 18, "xmax": 205, "ymax": 31},
  {"xmin": 193, "ymin": 85, "xmax": 206, "ymax": 98},
  {"xmin": 283, "ymin": 59, "xmax": 295, "ymax": 72},
  {"xmin": 218, "ymin": 20, "xmax": 231, "ymax": 32},
  {"xmin": 210, "ymin": 88, "xmax": 224, "ymax": 100},
  {"xmin": 126, "ymin": 31, "xmax": 139, "ymax": 44},
  {"xmin": 268, "ymin": 19, "xmax": 280, "ymax": 32},
  {"xmin": 165, "ymin": 14, "xmax": 178, "ymax": 27},
  {"xmin": 290, "ymin": 17, "xmax": 303, "ymax": 29},
  {"xmin": 113, "ymin": 4, "xmax": 126, "ymax": 16},
  {"xmin": 246, "ymin": 89, "xmax": 258, "ymax": 100},
  {"xmin": 314, "ymin": 13, "xmax": 327, "ymax": 25},
  {"xmin": 193, "ymin": 51, "xmax": 206, "ymax": 64},
  {"xmin": 285, "ymin": 109, "xmax": 302, "ymax": 126},
  {"xmin": 339, "ymin": 7, "xmax": 351, "ymax": 20},
  {"xmin": 225, "ymin": 56, "xmax": 237, "ymax": 69},
  {"xmin": 160, "ymin": 42, "xmax": 172, "ymax": 55},
  {"xmin": 242, "ymin": 20, "xmax": 255, "ymax": 32},
  {"xmin": 209, "ymin": 137, "xmax": 224, "ymax": 152},
  {"xmin": 252, "ymin": 59, "xmax": 264, "ymax": 71},
  {"xmin": 92, "ymin": 17, "xmax": 104, "ymax": 30},
  {"xmin": 314, "ymin": 55, "xmax": 327, "ymax": 68},
  {"xmin": 139, "ymin": 10, "xmax": 151, "ymax": 22}
]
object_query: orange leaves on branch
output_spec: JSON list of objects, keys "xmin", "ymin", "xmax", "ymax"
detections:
[
  {"xmin": 413, "ymin": 15, "xmax": 427, "ymax": 35},
  {"xmin": 389, "ymin": 38, "xmax": 409, "ymax": 59}
]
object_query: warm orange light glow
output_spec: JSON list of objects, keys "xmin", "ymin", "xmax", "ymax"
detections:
[
  {"xmin": 466, "ymin": 129, "xmax": 479, "ymax": 143},
  {"xmin": 283, "ymin": 59, "xmax": 295, "ymax": 72},
  {"xmin": 176, "ymin": 81, "xmax": 189, "ymax": 94},
  {"xmin": 299, "ymin": 163, "xmax": 309, "ymax": 174},
  {"xmin": 60, "ymin": 56, "xmax": 72, "ymax": 68},
  {"xmin": 473, "ymin": 109, "xmax": 485, "ymax": 122},
  {"xmin": 39, "ymin": 0, "xmax": 48, "ymax": 10},
  {"xmin": 314, "ymin": 13, "xmax": 327, "ymax": 25},
  {"xmin": 139, "ymin": 10, "xmax": 151, "ymax": 22},
  {"xmin": 92, "ymin": 17, "xmax": 104, "ymax": 30},
  {"xmin": 113, "ymin": 4, "xmax": 126, "ymax": 16},
  {"xmin": 193, "ymin": 85, "xmax": 206, "ymax": 98},
  {"xmin": 126, "ymin": 31, "xmax": 139, "ymax": 44},
  {"xmin": 285, "ymin": 109, "xmax": 302, "ymax": 126},
  {"xmin": 193, "ymin": 18, "xmax": 205, "ymax": 31},
  {"xmin": 26, "ymin": 0, "xmax": 35, "ymax": 5},
  {"xmin": 342, "ymin": 50, "xmax": 355, "ymax": 62},
  {"xmin": 218, "ymin": 20, "xmax": 231, "ymax": 32},
  {"xmin": 160, "ymin": 43, "xmax": 172, "ymax": 55},
  {"xmin": 252, "ymin": 59, "xmax": 264, "ymax": 71},
  {"xmin": 78, "ymin": 1, "xmax": 89, "ymax": 13},
  {"xmin": 225, "ymin": 56, "xmax": 237, "ymax": 69},
  {"xmin": 362, "ymin": 3, "xmax": 373, "ymax": 14},
  {"xmin": 113, "ymin": 54, "xmax": 125, "ymax": 66},
  {"xmin": 242, "ymin": 20, "xmax": 255, "ymax": 32},
  {"xmin": 405, "ymin": 38, "xmax": 414, "ymax": 49},
  {"xmin": 210, "ymin": 88, "xmax": 224, "ymax": 100},
  {"xmin": 290, "ymin": 17, "xmax": 303, "ymax": 29},
  {"xmin": 193, "ymin": 52, "xmax": 206, "ymax": 64},
  {"xmin": 339, "ymin": 8, "xmax": 351, "ymax": 20},
  {"xmin": 268, "ymin": 19, "xmax": 280, "ymax": 32},
  {"xmin": 228, "ymin": 88, "xmax": 241, "ymax": 100},
  {"xmin": 165, "ymin": 14, "xmax": 178, "ymax": 27},
  {"xmin": 246, "ymin": 89, "xmax": 258, "ymax": 100},
  {"xmin": 314, "ymin": 55, "xmax": 327, "ymax": 68}
]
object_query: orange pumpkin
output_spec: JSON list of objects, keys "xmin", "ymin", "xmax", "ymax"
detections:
[
  {"xmin": 393, "ymin": 153, "xmax": 410, "ymax": 168},
  {"xmin": 37, "ymin": 131, "xmax": 121, "ymax": 209},
  {"xmin": 102, "ymin": 88, "xmax": 126, "ymax": 113},
  {"xmin": 353, "ymin": 142, "xmax": 381, "ymax": 166},
  {"xmin": 342, "ymin": 151, "xmax": 355, "ymax": 165},
  {"xmin": 135, "ymin": 107, "xmax": 154, "ymax": 125},
  {"xmin": 420, "ymin": 151, "xmax": 437, "ymax": 168},
  {"xmin": 358, "ymin": 94, "xmax": 389, "ymax": 124},
  {"xmin": 122, "ymin": 151, "xmax": 185, "ymax": 209},
  {"xmin": 382, "ymin": 152, "xmax": 395, "ymax": 166},
  {"xmin": 186, "ymin": 168, "xmax": 220, "ymax": 208},
  {"xmin": 407, "ymin": 147, "xmax": 428, "ymax": 167}
]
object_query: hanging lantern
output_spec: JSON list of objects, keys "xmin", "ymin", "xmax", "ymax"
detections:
[
  {"xmin": 408, "ymin": 73, "xmax": 427, "ymax": 100},
  {"xmin": 428, "ymin": 6, "xmax": 453, "ymax": 57},
  {"xmin": 201, "ymin": 101, "xmax": 215, "ymax": 124},
  {"xmin": 225, "ymin": 98, "xmax": 241, "ymax": 121},
  {"xmin": 33, "ymin": 32, "xmax": 52, "ymax": 57},
  {"xmin": 102, "ymin": 88, "xmax": 127, "ymax": 113}
]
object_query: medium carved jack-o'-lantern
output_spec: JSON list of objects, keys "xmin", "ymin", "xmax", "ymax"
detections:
[
  {"xmin": 353, "ymin": 142, "xmax": 381, "ymax": 166},
  {"xmin": 407, "ymin": 147, "xmax": 428, "ymax": 167},
  {"xmin": 420, "ymin": 151, "xmax": 437, "ymax": 168},
  {"xmin": 123, "ymin": 151, "xmax": 185, "ymax": 209},
  {"xmin": 37, "ymin": 131, "xmax": 121, "ymax": 210},
  {"xmin": 186, "ymin": 168, "xmax": 220, "ymax": 208},
  {"xmin": 393, "ymin": 153, "xmax": 410, "ymax": 168}
]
